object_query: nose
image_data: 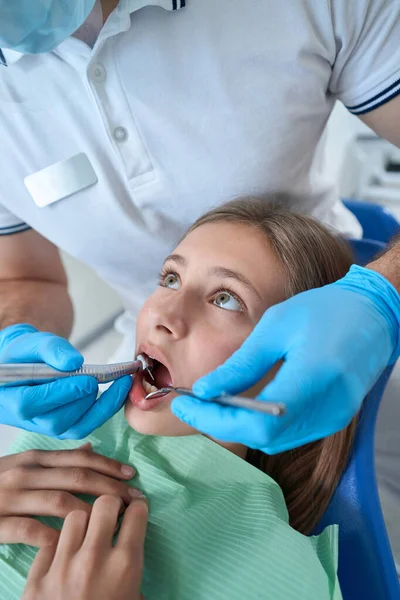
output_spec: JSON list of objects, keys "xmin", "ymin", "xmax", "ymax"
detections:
[{"xmin": 148, "ymin": 292, "xmax": 190, "ymax": 340}]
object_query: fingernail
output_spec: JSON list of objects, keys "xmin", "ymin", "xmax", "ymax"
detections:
[
  {"xmin": 79, "ymin": 442, "xmax": 92, "ymax": 450},
  {"xmin": 171, "ymin": 406, "xmax": 185, "ymax": 421},
  {"xmin": 121, "ymin": 465, "xmax": 135, "ymax": 477},
  {"xmin": 129, "ymin": 488, "xmax": 146, "ymax": 500},
  {"xmin": 192, "ymin": 381, "xmax": 207, "ymax": 395}
]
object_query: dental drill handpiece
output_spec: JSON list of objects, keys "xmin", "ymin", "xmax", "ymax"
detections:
[{"xmin": 0, "ymin": 354, "xmax": 154, "ymax": 387}]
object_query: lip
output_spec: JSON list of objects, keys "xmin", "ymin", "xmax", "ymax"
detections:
[
  {"xmin": 128, "ymin": 371, "xmax": 170, "ymax": 411},
  {"xmin": 136, "ymin": 342, "xmax": 174, "ymax": 386}
]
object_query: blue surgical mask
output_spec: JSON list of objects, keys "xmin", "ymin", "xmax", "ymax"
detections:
[{"xmin": 0, "ymin": 0, "xmax": 97, "ymax": 55}]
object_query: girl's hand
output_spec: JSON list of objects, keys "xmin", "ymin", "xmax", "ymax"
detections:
[
  {"xmin": 22, "ymin": 493, "xmax": 148, "ymax": 600},
  {"xmin": 0, "ymin": 443, "xmax": 138, "ymax": 547}
]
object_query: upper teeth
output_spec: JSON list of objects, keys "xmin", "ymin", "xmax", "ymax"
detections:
[{"xmin": 143, "ymin": 379, "xmax": 159, "ymax": 395}]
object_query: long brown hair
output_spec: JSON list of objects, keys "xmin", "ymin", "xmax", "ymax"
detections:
[{"xmin": 187, "ymin": 195, "xmax": 358, "ymax": 535}]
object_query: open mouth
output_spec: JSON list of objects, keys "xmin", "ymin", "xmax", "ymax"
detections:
[
  {"xmin": 128, "ymin": 350, "xmax": 174, "ymax": 411},
  {"xmin": 142, "ymin": 354, "xmax": 173, "ymax": 392}
]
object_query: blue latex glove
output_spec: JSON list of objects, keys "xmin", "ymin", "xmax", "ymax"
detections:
[
  {"xmin": 171, "ymin": 265, "xmax": 400, "ymax": 454},
  {"xmin": 0, "ymin": 324, "xmax": 132, "ymax": 439}
]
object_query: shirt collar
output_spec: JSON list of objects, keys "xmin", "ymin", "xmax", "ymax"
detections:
[
  {"xmin": 122, "ymin": 0, "xmax": 185, "ymax": 13},
  {"xmin": 0, "ymin": 0, "xmax": 185, "ymax": 67},
  {"xmin": 129, "ymin": 0, "xmax": 185, "ymax": 8},
  {"xmin": 0, "ymin": 48, "xmax": 24, "ymax": 67}
]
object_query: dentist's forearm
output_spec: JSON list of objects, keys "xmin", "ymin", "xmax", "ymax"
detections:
[
  {"xmin": 369, "ymin": 236, "xmax": 400, "ymax": 291},
  {"xmin": 0, "ymin": 280, "xmax": 74, "ymax": 338}
]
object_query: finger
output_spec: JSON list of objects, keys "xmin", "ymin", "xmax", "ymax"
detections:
[
  {"xmin": 171, "ymin": 395, "xmax": 268, "ymax": 447},
  {"xmin": 53, "ymin": 509, "xmax": 90, "ymax": 564},
  {"xmin": 0, "ymin": 516, "xmax": 59, "ymax": 547},
  {"xmin": 255, "ymin": 358, "xmax": 355, "ymax": 452},
  {"xmin": 116, "ymin": 496, "xmax": 148, "ymax": 552},
  {"xmin": 192, "ymin": 310, "xmax": 284, "ymax": 398},
  {"xmin": 0, "ymin": 488, "xmax": 115, "ymax": 520},
  {"xmin": 0, "ymin": 331, "xmax": 83, "ymax": 371},
  {"xmin": 19, "ymin": 376, "xmax": 98, "ymax": 420},
  {"xmin": 78, "ymin": 442, "xmax": 92, "ymax": 450},
  {"xmin": 11, "ymin": 466, "xmax": 136, "ymax": 505},
  {"xmin": 31, "ymin": 445, "xmax": 135, "ymax": 480},
  {"xmin": 30, "ymin": 390, "xmax": 100, "ymax": 437},
  {"xmin": 0, "ymin": 452, "xmax": 32, "ymax": 473},
  {"xmin": 0, "ymin": 446, "xmax": 92, "ymax": 474},
  {"xmin": 0, "ymin": 324, "xmax": 38, "ymax": 359},
  {"xmin": 26, "ymin": 543, "xmax": 58, "ymax": 582},
  {"xmin": 0, "ymin": 323, "xmax": 38, "ymax": 345},
  {"xmin": 83, "ymin": 495, "xmax": 124, "ymax": 550},
  {"xmin": 57, "ymin": 376, "xmax": 132, "ymax": 440}
]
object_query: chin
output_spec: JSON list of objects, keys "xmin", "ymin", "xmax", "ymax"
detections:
[{"xmin": 124, "ymin": 401, "xmax": 197, "ymax": 437}]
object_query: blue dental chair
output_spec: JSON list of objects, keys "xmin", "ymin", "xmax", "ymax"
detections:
[{"xmin": 312, "ymin": 200, "xmax": 400, "ymax": 600}]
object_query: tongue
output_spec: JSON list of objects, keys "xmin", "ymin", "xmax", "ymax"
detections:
[{"xmin": 154, "ymin": 363, "xmax": 173, "ymax": 388}]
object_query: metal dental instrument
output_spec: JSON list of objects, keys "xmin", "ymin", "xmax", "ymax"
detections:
[
  {"xmin": 0, "ymin": 354, "xmax": 154, "ymax": 387},
  {"xmin": 144, "ymin": 387, "xmax": 285, "ymax": 416}
]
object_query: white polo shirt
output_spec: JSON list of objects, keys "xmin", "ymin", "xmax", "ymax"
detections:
[{"xmin": 0, "ymin": 0, "xmax": 400, "ymax": 318}]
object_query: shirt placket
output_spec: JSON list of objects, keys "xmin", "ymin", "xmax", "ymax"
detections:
[
  {"xmin": 84, "ymin": 15, "xmax": 152, "ymax": 185},
  {"xmin": 83, "ymin": 0, "xmax": 185, "ymax": 184}
]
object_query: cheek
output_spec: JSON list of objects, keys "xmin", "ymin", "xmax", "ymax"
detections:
[
  {"xmin": 136, "ymin": 299, "xmax": 155, "ymax": 338},
  {"xmin": 188, "ymin": 321, "xmax": 253, "ymax": 382},
  {"xmin": 139, "ymin": 297, "xmax": 154, "ymax": 317}
]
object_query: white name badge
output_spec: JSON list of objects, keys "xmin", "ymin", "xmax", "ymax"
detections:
[{"xmin": 24, "ymin": 153, "xmax": 98, "ymax": 208}]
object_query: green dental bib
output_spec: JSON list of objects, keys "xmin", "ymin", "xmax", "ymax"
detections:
[{"xmin": 0, "ymin": 410, "xmax": 342, "ymax": 599}]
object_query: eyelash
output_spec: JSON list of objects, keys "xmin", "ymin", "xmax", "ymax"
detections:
[
  {"xmin": 158, "ymin": 268, "xmax": 246, "ymax": 312},
  {"xmin": 158, "ymin": 268, "xmax": 176, "ymax": 286}
]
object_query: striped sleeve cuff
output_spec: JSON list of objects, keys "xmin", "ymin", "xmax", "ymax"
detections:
[
  {"xmin": 346, "ymin": 72, "xmax": 400, "ymax": 115},
  {"xmin": 0, "ymin": 223, "xmax": 31, "ymax": 236}
]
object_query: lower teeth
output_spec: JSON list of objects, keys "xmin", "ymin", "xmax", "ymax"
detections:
[{"xmin": 143, "ymin": 379, "xmax": 159, "ymax": 395}]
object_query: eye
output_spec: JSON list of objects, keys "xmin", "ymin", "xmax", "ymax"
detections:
[
  {"xmin": 213, "ymin": 290, "xmax": 242, "ymax": 312},
  {"xmin": 160, "ymin": 271, "xmax": 180, "ymax": 290}
]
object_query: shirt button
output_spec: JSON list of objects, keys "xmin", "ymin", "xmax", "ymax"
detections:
[
  {"xmin": 113, "ymin": 126, "xmax": 129, "ymax": 142},
  {"xmin": 91, "ymin": 63, "xmax": 106, "ymax": 83}
]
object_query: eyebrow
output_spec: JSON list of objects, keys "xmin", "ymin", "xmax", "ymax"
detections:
[
  {"xmin": 163, "ymin": 253, "xmax": 186, "ymax": 267},
  {"xmin": 163, "ymin": 254, "xmax": 263, "ymax": 301}
]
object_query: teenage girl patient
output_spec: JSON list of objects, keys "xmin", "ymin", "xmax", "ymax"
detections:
[
  {"xmin": 127, "ymin": 195, "xmax": 357, "ymax": 534},
  {"xmin": 0, "ymin": 195, "xmax": 357, "ymax": 599}
]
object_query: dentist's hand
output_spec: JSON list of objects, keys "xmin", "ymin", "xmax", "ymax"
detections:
[
  {"xmin": 0, "ymin": 324, "xmax": 132, "ymax": 439},
  {"xmin": 171, "ymin": 265, "xmax": 400, "ymax": 454},
  {"xmin": 22, "ymin": 494, "xmax": 147, "ymax": 600}
]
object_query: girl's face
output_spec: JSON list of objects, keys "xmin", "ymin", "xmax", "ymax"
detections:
[{"xmin": 124, "ymin": 221, "xmax": 286, "ymax": 439}]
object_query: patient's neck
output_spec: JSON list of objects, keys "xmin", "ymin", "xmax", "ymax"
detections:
[{"xmin": 215, "ymin": 441, "xmax": 248, "ymax": 460}]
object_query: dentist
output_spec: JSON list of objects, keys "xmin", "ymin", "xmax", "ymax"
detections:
[{"xmin": 0, "ymin": 0, "xmax": 400, "ymax": 548}]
